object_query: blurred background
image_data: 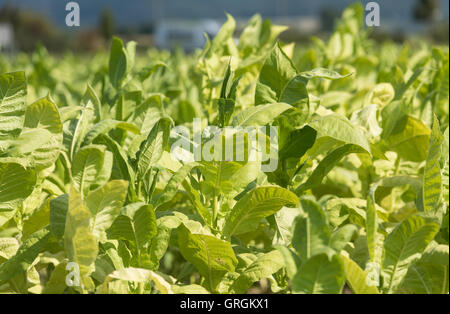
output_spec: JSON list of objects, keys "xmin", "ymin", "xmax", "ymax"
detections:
[{"xmin": 0, "ymin": 0, "xmax": 448, "ymax": 53}]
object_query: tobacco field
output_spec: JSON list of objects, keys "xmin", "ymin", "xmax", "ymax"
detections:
[{"xmin": 0, "ymin": 4, "xmax": 448, "ymax": 294}]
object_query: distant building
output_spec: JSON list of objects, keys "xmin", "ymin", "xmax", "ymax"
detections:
[
  {"xmin": 0, "ymin": 23, "xmax": 14, "ymax": 51},
  {"xmin": 272, "ymin": 16, "xmax": 321, "ymax": 34},
  {"xmin": 154, "ymin": 19, "xmax": 221, "ymax": 51}
]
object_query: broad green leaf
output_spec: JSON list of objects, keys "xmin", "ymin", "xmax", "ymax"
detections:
[
  {"xmin": 108, "ymin": 203, "xmax": 157, "ymax": 250},
  {"xmin": 22, "ymin": 198, "xmax": 51, "ymax": 239},
  {"xmin": 24, "ymin": 96, "xmax": 61, "ymax": 133},
  {"xmin": 381, "ymin": 100, "xmax": 407, "ymax": 139},
  {"xmin": 270, "ymin": 206, "xmax": 302, "ymax": 246},
  {"xmin": 0, "ymin": 238, "xmax": 19, "ymax": 260},
  {"xmin": 59, "ymin": 106, "xmax": 82, "ymax": 123},
  {"xmin": 6, "ymin": 128, "xmax": 52, "ymax": 156},
  {"xmin": 295, "ymin": 144, "xmax": 365, "ymax": 194},
  {"xmin": 255, "ymin": 46, "xmax": 349, "ymax": 108},
  {"xmin": 109, "ymin": 37, "xmax": 136, "ymax": 88},
  {"xmin": 381, "ymin": 215, "xmax": 440, "ymax": 293},
  {"xmin": 399, "ymin": 263, "xmax": 448, "ymax": 294},
  {"xmin": 217, "ymin": 63, "xmax": 240, "ymax": 127},
  {"xmin": 153, "ymin": 163, "xmax": 200, "ymax": 208},
  {"xmin": 420, "ymin": 243, "xmax": 449, "ymax": 266},
  {"xmin": 100, "ymin": 135, "xmax": 135, "ymax": 182},
  {"xmin": 365, "ymin": 83, "xmax": 395, "ymax": 107},
  {"xmin": 43, "ymin": 262, "xmax": 68, "ymax": 294},
  {"xmin": 299, "ymin": 68, "xmax": 352, "ymax": 80},
  {"xmin": 237, "ymin": 14, "xmax": 287, "ymax": 61},
  {"xmin": 82, "ymin": 84, "xmax": 101, "ymax": 122},
  {"xmin": 99, "ymin": 267, "xmax": 173, "ymax": 294},
  {"xmin": 341, "ymin": 254, "xmax": 379, "ymax": 294},
  {"xmin": 308, "ymin": 114, "xmax": 371, "ymax": 154},
  {"xmin": 275, "ymin": 246, "xmax": 299, "ymax": 280},
  {"xmin": 172, "ymin": 284, "xmax": 210, "ymax": 294},
  {"xmin": 422, "ymin": 116, "xmax": 444, "ymax": 212},
  {"xmin": 279, "ymin": 125, "xmax": 317, "ymax": 160},
  {"xmin": 255, "ymin": 42, "xmax": 297, "ymax": 105},
  {"xmin": 94, "ymin": 149, "xmax": 113, "ymax": 189},
  {"xmin": 0, "ymin": 162, "xmax": 36, "ymax": 227},
  {"xmin": 237, "ymin": 14, "xmax": 264, "ymax": 55},
  {"xmin": 292, "ymin": 253, "xmax": 345, "ymax": 294},
  {"xmin": 92, "ymin": 253, "xmax": 117, "ymax": 284},
  {"xmin": 397, "ymin": 243, "xmax": 448, "ymax": 293},
  {"xmin": 350, "ymin": 104, "xmax": 382, "ymax": 138},
  {"xmin": 64, "ymin": 188, "xmax": 98, "ymax": 290},
  {"xmin": 292, "ymin": 199, "xmax": 332, "ymax": 262},
  {"xmin": 82, "ymin": 119, "xmax": 140, "ymax": 146},
  {"xmin": 223, "ymin": 186, "xmax": 299, "ymax": 238},
  {"xmin": 329, "ymin": 224, "xmax": 358, "ymax": 253},
  {"xmin": 137, "ymin": 61, "xmax": 167, "ymax": 82},
  {"xmin": 178, "ymin": 225, "xmax": 238, "ymax": 291},
  {"xmin": 231, "ymin": 103, "xmax": 292, "ymax": 127},
  {"xmin": 0, "ymin": 72, "xmax": 26, "ymax": 140},
  {"xmin": 131, "ymin": 94, "xmax": 165, "ymax": 135},
  {"xmin": 377, "ymin": 175, "xmax": 422, "ymax": 194},
  {"xmin": 182, "ymin": 181, "xmax": 212, "ymax": 227},
  {"xmin": 230, "ymin": 250, "xmax": 284, "ymax": 293},
  {"xmin": 72, "ymin": 144, "xmax": 108, "ymax": 196},
  {"xmin": 49, "ymin": 194, "xmax": 69, "ymax": 239},
  {"xmin": 221, "ymin": 63, "xmax": 240, "ymax": 102},
  {"xmin": 208, "ymin": 13, "xmax": 237, "ymax": 57},
  {"xmin": 135, "ymin": 118, "xmax": 171, "ymax": 180},
  {"xmin": 147, "ymin": 223, "xmax": 172, "ymax": 270},
  {"xmin": 23, "ymin": 96, "xmax": 63, "ymax": 170},
  {"xmin": 279, "ymin": 75, "xmax": 309, "ymax": 106},
  {"xmin": 218, "ymin": 99, "xmax": 235, "ymax": 128},
  {"xmin": 0, "ymin": 228, "xmax": 50, "ymax": 283},
  {"xmin": 397, "ymin": 66, "xmax": 426, "ymax": 100},
  {"xmin": 199, "ymin": 160, "xmax": 259, "ymax": 198},
  {"xmin": 86, "ymin": 180, "xmax": 129, "ymax": 241},
  {"xmin": 67, "ymin": 102, "xmax": 95, "ymax": 160},
  {"xmin": 384, "ymin": 115, "xmax": 430, "ymax": 162},
  {"xmin": 204, "ymin": 14, "xmax": 237, "ymax": 57},
  {"xmin": 117, "ymin": 90, "xmax": 142, "ymax": 120}
]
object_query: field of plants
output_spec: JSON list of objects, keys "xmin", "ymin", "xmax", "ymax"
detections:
[{"xmin": 0, "ymin": 4, "xmax": 448, "ymax": 294}]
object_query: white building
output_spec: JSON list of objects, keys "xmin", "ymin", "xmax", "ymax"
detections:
[
  {"xmin": 0, "ymin": 23, "xmax": 14, "ymax": 51},
  {"xmin": 154, "ymin": 19, "xmax": 221, "ymax": 52}
]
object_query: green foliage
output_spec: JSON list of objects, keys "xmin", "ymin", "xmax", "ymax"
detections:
[
  {"xmin": 223, "ymin": 186, "xmax": 298, "ymax": 238},
  {"xmin": 0, "ymin": 72, "xmax": 27, "ymax": 140},
  {"xmin": 292, "ymin": 253, "xmax": 345, "ymax": 294},
  {"xmin": 178, "ymin": 225, "xmax": 238, "ymax": 291},
  {"xmin": 0, "ymin": 4, "xmax": 448, "ymax": 294}
]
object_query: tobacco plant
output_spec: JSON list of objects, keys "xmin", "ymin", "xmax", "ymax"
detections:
[{"xmin": 0, "ymin": 4, "xmax": 448, "ymax": 294}]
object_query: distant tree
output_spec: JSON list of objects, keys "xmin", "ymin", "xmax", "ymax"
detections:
[
  {"xmin": 319, "ymin": 7, "xmax": 341, "ymax": 32},
  {"xmin": 0, "ymin": 5, "xmax": 67, "ymax": 52},
  {"xmin": 0, "ymin": 5, "xmax": 20, "ymax": 29},
  {"xmin": 413, "ymin": 0, "xmax": 439, "ymax": 22},
  {"xmin": 99, "ymin": 8, "xmax": 115, "ymax": 40}
]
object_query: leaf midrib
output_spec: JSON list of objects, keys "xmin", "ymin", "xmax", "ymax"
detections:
[
  {"xmin": 227, "ymin": 196, "xmax": 291, "ymax": 237},
  {"xmin": 385, "ymin": 223, "xmax": 435, "ymax": 293}
]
